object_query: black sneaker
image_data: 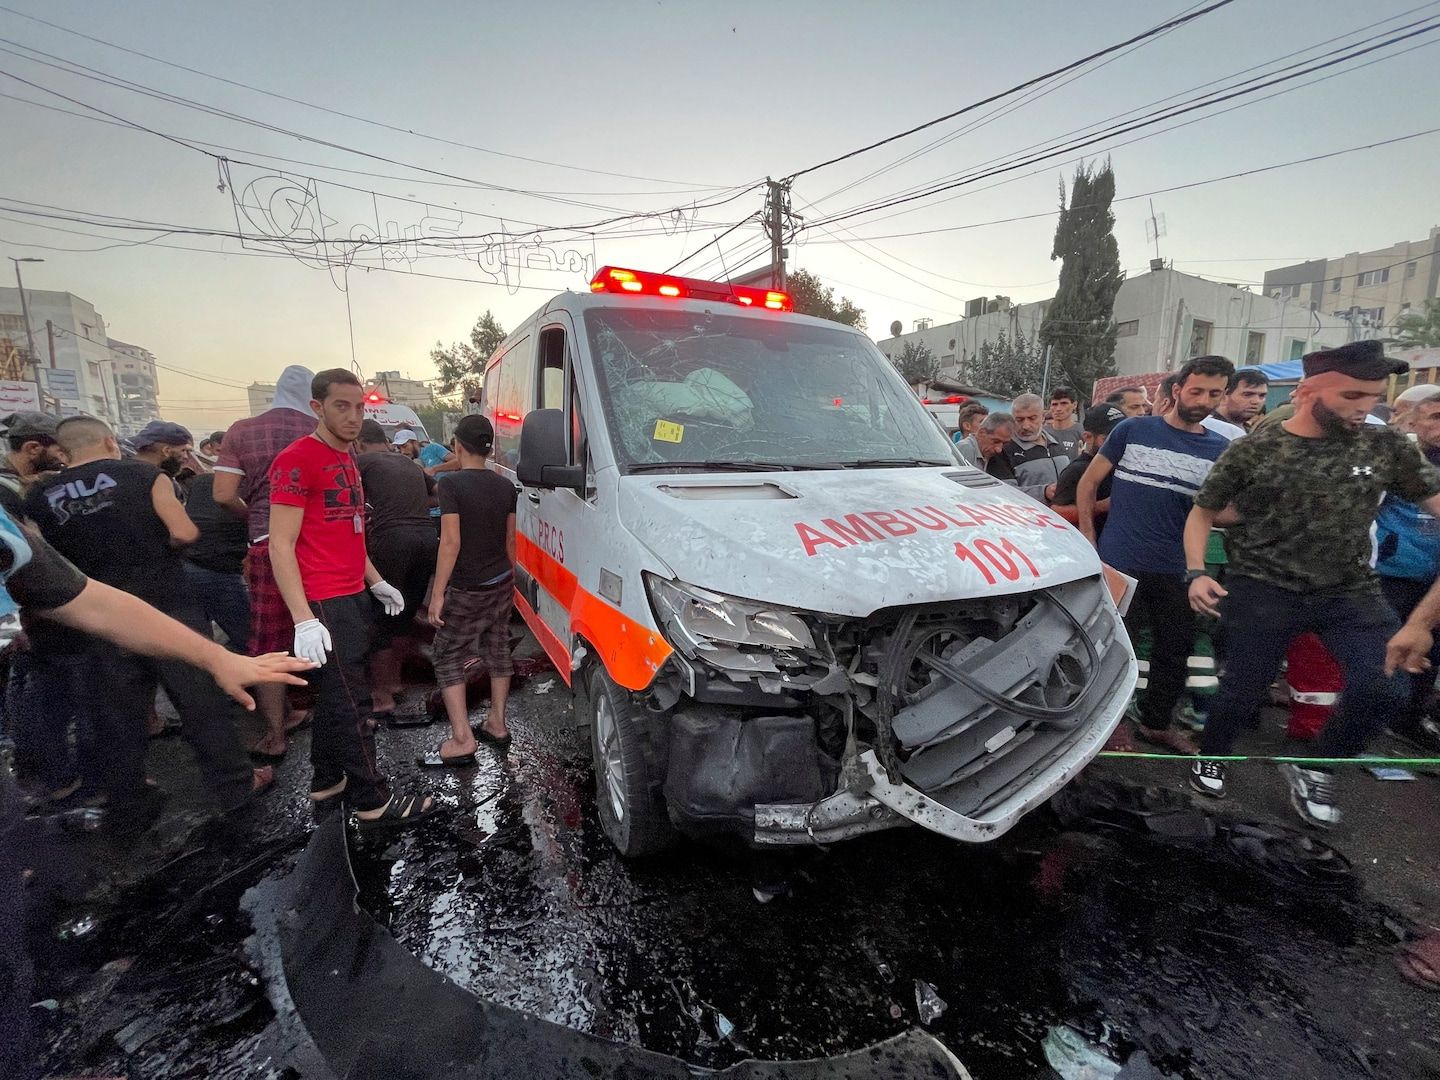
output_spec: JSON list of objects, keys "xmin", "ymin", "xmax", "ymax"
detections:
[
  {"xmin": 1278, "ymin": 764, "xmax": 1341, "ymax": 829},
  {"xmin": 1189, "ymin": 759, "xmax": 1226, "ymax": 799}
]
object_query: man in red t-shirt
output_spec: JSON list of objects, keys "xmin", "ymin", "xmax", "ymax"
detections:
[{"xmin": 268, "ymin": 369, "xmax": 437, "ymax": 829}]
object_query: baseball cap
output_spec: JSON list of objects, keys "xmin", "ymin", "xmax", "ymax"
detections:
[
  {"xmin": 392, "ymin": 429, "xmax": 419, "ymax": 446},
  {"xmin": 453, "ymin": 414, "xmax": 494, "ymax": 455},
  {"xmin": 1, "ymin": 411, "xmax": 58, "ymax": 444},
  {"xmin": 1083, "ymin": 403, "xmax": 1126, "ymax": 436},
  {"xmin": 1301, "ymin": 339, "xmax": 1408, "ymax": 381},
  {"xmin": 132, "ymin": 420, "xmax": 193, "ymax": 450}
]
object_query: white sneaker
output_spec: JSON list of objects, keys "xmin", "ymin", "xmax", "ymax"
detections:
[
  {"xmin": 1278, "ymin": 764, "xmax": 1341, "ymax": 829},
  {"xmin": 1189, "ymin": 759, "xmax": 1226, "ymax": 799}
]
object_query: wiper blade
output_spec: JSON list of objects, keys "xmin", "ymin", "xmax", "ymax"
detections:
[
  {"xmin": 829, "ymin": 458, "xmax": 952, "ymax": 469},
  {"xmin": 627, "ymin": 460, "xmax": 795, "ymax": 474}
]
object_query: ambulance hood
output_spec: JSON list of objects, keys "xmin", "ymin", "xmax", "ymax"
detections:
[{"xmin": 619, "ymin": 467, "xmax": 1102, "ymax": 617}]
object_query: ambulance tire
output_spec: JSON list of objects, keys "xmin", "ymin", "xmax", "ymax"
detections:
[{"xmin": 588, "ymin": 666, "xmax": 675, "ymax": 858}]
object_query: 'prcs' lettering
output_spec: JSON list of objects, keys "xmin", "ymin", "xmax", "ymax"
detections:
[{"xmin": 536, "ymin": 520, "xmax": 565, "ymax": 562}]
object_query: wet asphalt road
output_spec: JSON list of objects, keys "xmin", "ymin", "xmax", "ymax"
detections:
[{"xmin": 17, "ymin": 654, "xmax": 1440, "ymax": 1080}]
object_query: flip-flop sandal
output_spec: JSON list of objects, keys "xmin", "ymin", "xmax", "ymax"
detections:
[
  {"xmin": 416, "ymin": 748, "xmax": 478, "ymax": 768},
  {"xmin": 474, "ymin": 726, "xmax": 513, "ymax": 750},
  {"xmin": 387, "ymin": 708, "xmax": 434, "ymax": 729},
  {"xmin": 354, "ymin": 792, "xmax": 442, "ymax": 833},
  {"xmin": 284, "ymin": 710, "xmax": 312, "ymax": 733}
]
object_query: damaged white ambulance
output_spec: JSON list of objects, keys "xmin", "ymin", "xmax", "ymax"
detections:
[{"xmin": 480, "ymin": 266, "xmax": 1137, "ymax": 856}]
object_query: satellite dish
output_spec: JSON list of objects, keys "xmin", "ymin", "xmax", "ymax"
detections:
[{"xmin": 889, "ymin": 320, "xmax": 903, "ymax": 338}]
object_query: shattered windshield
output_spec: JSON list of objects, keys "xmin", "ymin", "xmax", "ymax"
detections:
[{"xmin": 583, "ymin": 306, "xmax": 958, "ymax": 471}]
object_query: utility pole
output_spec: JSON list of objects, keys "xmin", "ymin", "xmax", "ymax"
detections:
[
  {"xmin": 8, "ymin": 257, "xmax": 44, "ymax": 401},
  {"xmin": 764, "ymin": 178, "xmax": 790, "ymax": 290}
]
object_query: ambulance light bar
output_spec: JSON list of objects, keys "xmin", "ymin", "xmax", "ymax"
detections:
[{"xmin": 590, "ymin": 266, "xmax": 792, "ymax": 312}]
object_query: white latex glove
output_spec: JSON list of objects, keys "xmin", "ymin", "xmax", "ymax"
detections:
[
  {"xmin": 293, "ymin": 619, "xmax": 332, "ymax": 666},
  {"xmin": 370, "ymin": 580, "xmax": 405, "ymax": 617}
]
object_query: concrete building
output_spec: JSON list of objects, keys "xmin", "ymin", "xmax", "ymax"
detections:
[
  {"xmin": 367, "ymin": 370, "xmax": 434, "ymax": 409},
  {"xmin": 876, "ymin": 267, "xmax": 1352, "ymax": 388},
  {"xmin": 247, "ymin": 382, "xmax": 277, "ymax": 416},
  {"xmin": 107, "ymin": 339, "xmax": 162, "ymax": 437},
  {"xmin": 0, "ymin": 287, "xmax": 123, "ymax": 426},
  {"xmin": 1263, "ymin": 227, "xmax": 1440, "ymax": 337}
]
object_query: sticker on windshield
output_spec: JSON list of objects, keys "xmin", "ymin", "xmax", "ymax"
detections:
[{"xmin": 653, "ymin": 420, "xmax": 685, "ymax": 444}]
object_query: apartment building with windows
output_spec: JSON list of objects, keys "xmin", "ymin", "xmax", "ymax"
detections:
[{"xmin": 1262, "ymin": 227, "xmax": 1440, "ymax": 336}]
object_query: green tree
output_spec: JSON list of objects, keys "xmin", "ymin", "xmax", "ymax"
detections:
[
  {"xmin": 1038, "ymin": 161, "xmax": 1124, "ymax": 398},
  {"xmin": 787, "ymin": 269, "xmax": 866, "ymax": 330},
  {"xmin": 1390, "ymin": 299, "xmax": 1440, "ymax": 348},
  {"xmin": 968, "ymin": 331, "xmax": 1046, "ymax": 399},
  {"xmin": 429, "ymin": 310, "xmax": 507, "ymax": 402},
  {"xmin": 892, "ymin": 340, "xmax": 939, "ymax": 387},
  {"xmin": 412, "ymin": 404, "xmax": 449, "ymax": 440}
]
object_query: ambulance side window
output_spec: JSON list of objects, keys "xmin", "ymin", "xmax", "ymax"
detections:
[
  {"xmin": 490, "ymin": 334, "xmax": 531, "ymax": 470},
  {"xmin": 538, "ymin": 326, "xmax": 566, "ymax": 411}
]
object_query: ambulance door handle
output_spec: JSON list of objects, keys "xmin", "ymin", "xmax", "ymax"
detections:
[{"xmin": 525, "ymin": 491, "xmax": 541, "ymax": 505}]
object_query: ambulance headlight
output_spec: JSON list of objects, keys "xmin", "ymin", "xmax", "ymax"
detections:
[{"xmin": 644, "ymin": 575, "xmax": 816, "ymax": 658}]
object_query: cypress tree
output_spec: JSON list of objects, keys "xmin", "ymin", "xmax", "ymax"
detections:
[{"xmin": 1039, "ymin": 161, "xmax": 1124, "ymax": 398}]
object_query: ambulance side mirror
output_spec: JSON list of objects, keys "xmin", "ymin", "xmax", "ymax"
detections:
[{"xmin": 517, "ymin": 409, "xmax": 584, "ymax": 492}]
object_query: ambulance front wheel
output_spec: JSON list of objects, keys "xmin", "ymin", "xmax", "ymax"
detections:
[{"xmin": 588, "ymin": 665, "xmax": 675, "ymax": 857}]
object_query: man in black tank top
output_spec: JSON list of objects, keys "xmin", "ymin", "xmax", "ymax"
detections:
[{"xmin": 23, "ymin": 417, "xmax": 268, "ymax": 835}]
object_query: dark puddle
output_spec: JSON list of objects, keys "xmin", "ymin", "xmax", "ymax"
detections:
[
  {"xmin": 28, "ymin": 825, "xmax": 308, "ymax": 1080},
  {"xmin": 365, "ymin": 722, "xmax": 1439, "ymax": 1080}
]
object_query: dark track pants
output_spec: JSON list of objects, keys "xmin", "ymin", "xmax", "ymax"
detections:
[
  {"xmin": 309, "ymin": 592, "xmax": 388, "ymax": 811},
  {"xmin": 84, "ymin": 594, "xmax": 254, "ymax": 821},
  {"xmin": 1123, "ymin": 570, "xmax": 1195, "ymax": 731},
  {"xmin": 1198, "ymin": 576, "xmax": 1402, "ymax": 759}
]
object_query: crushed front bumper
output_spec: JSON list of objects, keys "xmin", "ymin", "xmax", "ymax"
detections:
[{"xmin": 754, "ymin": 577, "xmax": 1135, "ymax": 845}]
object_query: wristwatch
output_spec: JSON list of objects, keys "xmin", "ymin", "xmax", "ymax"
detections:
[{"xmin": 1183, "ymin": 569, "xmax": 1208, "ymax": 585}]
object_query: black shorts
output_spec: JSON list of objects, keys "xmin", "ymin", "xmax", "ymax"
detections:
[{"xmin": 367, "ymin": 526, "xmax": 438, "ymax": 644}]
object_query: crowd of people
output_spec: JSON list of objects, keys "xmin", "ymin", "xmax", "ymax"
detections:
[
  {"xmin": 954, "ymin": 340, "xmax": 1440, "ymax": 830},
  {"xmin": 0, "ymin": 365, "xmax": 518, "ymax": 838}
]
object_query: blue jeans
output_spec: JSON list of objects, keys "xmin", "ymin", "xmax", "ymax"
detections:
[
  {"xmin": 1198, "ymin": 576, "xmax": 1402, "ymax": 760},
  {"xmin": 183, "ymin": 563, "xmax": 250, "ymax": 651}
]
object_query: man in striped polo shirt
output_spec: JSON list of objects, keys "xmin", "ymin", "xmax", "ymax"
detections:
[{"xmin": 1076, "ymin": 355, "xmax": 1235, "ymax": 753}]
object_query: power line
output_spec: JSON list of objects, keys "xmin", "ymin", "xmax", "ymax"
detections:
[
  {"xmin": 785, "ymin": 0, "xmax": 1236, "ymax": 181},
  {"xmin": 810, "ymin": 0, "xmax": 1220, "ymax": 208},
  {"xmin": 808, "ymin": 3, "xmax": 1440, "ymax": 223},
  {"xmin": 0, "ymin": 63, "xmax": 766, "ymax": 243},
  {"xmin": 802, "ymin": 19, "xmax": 1440, "ymax": 231},
  {"xmin": 0, "ymin": 2, "xmax": 736, "ymax": 190},
  {"xmin": 798, "ymin": 126, "xmax": 1440, "ymax": 246},
  {"xmin": 663, "ymin": 214, "xmax": 761, "ymax": 275}
]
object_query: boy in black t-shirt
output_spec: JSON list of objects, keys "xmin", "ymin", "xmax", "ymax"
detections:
[
  {"xmin": 1051, "ymin": 403, "xmax": 1124, "ymax": 530},
  {"xmin": 23, "ymin": 417, "xmax": 270, "ymax": 834},
  {"xmin": 421, "ymin": 415, "xmax": 518, "ymax": 765}
]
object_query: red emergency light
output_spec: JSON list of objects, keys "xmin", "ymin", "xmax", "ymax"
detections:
[
  {"xmin": 590, "ymin": 266, "xmax": 792, "ymax": 312},
  {"xmin": 364, "ymin": 391, "xmax": 387, "ymax": 404},
  {"xmin": 920, "ymin": 394, "xmax": 969, "ymax": 405}
]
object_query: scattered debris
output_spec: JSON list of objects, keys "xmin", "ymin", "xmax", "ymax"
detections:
[
  {"xmin": 914, "ymin": 979, "xmax": 947, "ymax": 1025},
  {"xmin": 1042, "ymin": 1025, "xmax": 1121, "ymax": 1079},
  {"xmin": 534, "ymin": 679, "xmax": 556, "ymax": 695},
  {"xmin": 56, "ymin": 914, "xmax": 97, "ymax": 940},
  {"xmin": 1367, "ymin": 766, "xmax": 1416, "ymax": 781}
]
